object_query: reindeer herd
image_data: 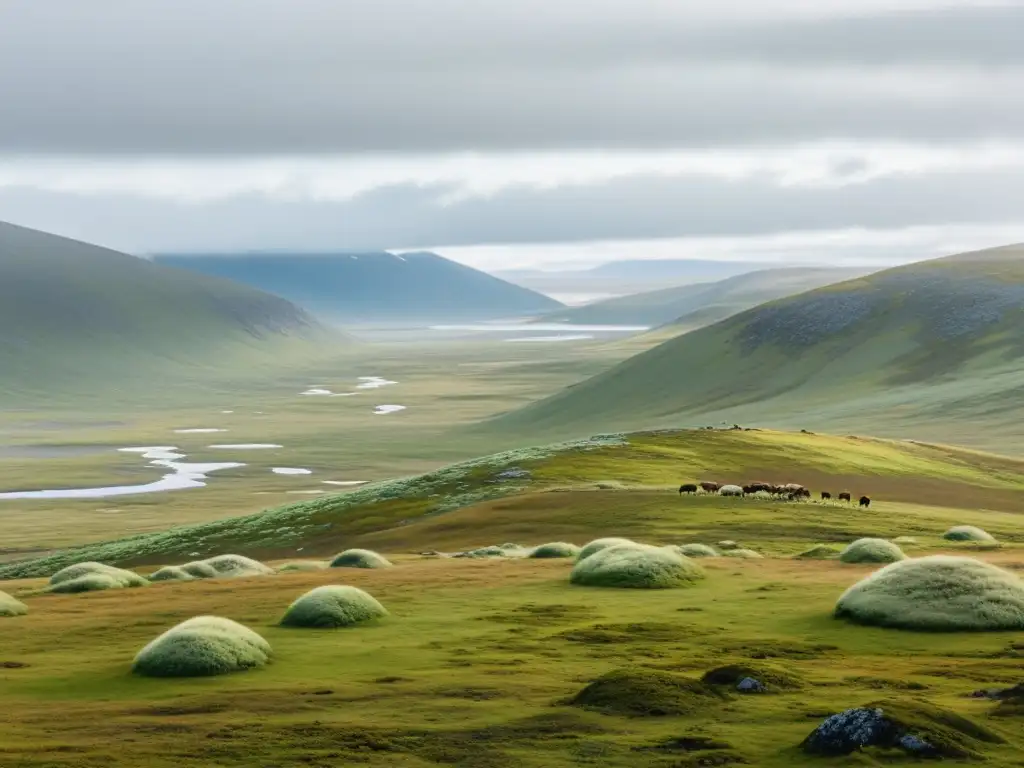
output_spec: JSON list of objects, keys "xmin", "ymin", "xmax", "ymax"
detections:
[{"xmin": 678, "ymin": 480, "xmax": 871, "ymax": 507}]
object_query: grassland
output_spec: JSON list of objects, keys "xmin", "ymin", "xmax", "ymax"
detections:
[{"xmin": 3, "ymin": 424, "xmax": 1024, "ymax": 765}]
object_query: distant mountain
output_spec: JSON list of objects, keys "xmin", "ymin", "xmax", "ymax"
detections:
[
  {"xmin": 154, "ymin": 251, "xmax": 563, "ymax": 323},
  {"xmin": 0, "ymin": 221, "xmax": 335, "ymax": 399},
  {"xmin": 491, "ymin": 245, "xmax": 1024, "ymax": 450},
  {"xmin": 536, "ymin": 267, "xmax": 868, "ymax": 328},
  {"xmin": 496, "ymin": 259, "xmax": 800, "ymax": 298}
]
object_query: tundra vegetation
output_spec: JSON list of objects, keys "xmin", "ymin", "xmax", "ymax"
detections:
[
  {"xmin": 329, "ymin": 548, "xmax": 394, "ymax": 569},
  {"xmin": 0, "ymin": 589, "xmax": 27, "ymax": 616},
  {"xmin": 279, "ymin": 585, "xmax": 388, "ymax": 628},
  {"xmin": 2, "ymin": 429, "xmax": 1024, "ymax": 765},
  {"xmin": 838, "ymin": 538, "xmax": 906, "ymax": 564}
]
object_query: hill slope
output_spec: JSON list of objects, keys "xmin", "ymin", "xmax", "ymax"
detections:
[
  {"xmin": 491, "ymin": 245, "xmax": 1024, "ymax": 449},
  {"xmin": 0, "ymin": 221, "xmax": 335, "ymax": 399},
  {"xmin": 2, "ymin": 427, "xmax": 1022, "ymax": 576},
  {"xmin": 537, "ymin": 267, "xmax": 867, "ymax": 327},
  {"xmin": 154, "ymin": 251, "xmax": 564, "ymax": 323}
]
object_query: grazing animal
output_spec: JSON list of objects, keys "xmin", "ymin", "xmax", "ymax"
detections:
[
  {"xmin": 821, "ymin": 491, "xmax": 832, "ymax": 501},
  {"xmin": 859, "ymin": 495, "xmax": 871, "ymax": 508},
  {"xmin": 748, "ymin": 481, "xmax": 772, "ymax": 494},
  {"xmin": 838, "ymin": 492, "xmax": 852, "ymax": 503},
  {"xmin": 720, "ymin": 484, "xmax": 743, "ymax": 497},
  {"xmin": 679, "ymin": 483, "xmax": 698, "ymax": 495},
  {"xmin": 699, "ymin": 481, "xmax": 720, "ymax": 493}
]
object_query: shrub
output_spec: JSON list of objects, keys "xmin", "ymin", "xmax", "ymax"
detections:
[
  {"xmin": 132, "ymin": 616, "xmax": 272, "ymax": 677},
  {"xmin": 280, "ymin": 585, "xmax": 388, "ymax": 628},
  {"xmin": 721, "ymin": 548, "xmax": 764, "ymax": 559},
  {"xmin": 529, "ymin": 542, "xmax": 581, "ymax": 559},
  {"xmin": 674, "ymin": 544, "xmax": 719, "ymax": 558},
  {"xmin": 943, "ymin": 526, "xmax": 996, "ymax": 543},
  {"xmin": 834, "ymin": 555, "xmax": 1024, "ymax": 631},
  {"xmin": 570, "ymin": 668, "xmax": 726, "ymax": 716},
  {"xmin": 0, "ymin": 589, "xmax": 27, "ymax": 617},
  {"xmin": 570, "ymin": 544, "xmax": 705, "ymax": 589},
  {"xmin": 839, "ymin": 538, "xmax": 906, "ymax": 564},
  {"xmin": 49, "ymin": 562, "xmax": 147, "ymax": 593},
  {"xmin": 148, "ymin": 566, "xmax": 195, "ymax": 582},
  {"xmin": 329, "ymin": 549, "xmax": 393, "ymax": 569},
  {"xmin": 577, "ymin": 537, "xmax": 638, "ymax": 562},
  {"xmin": 795, "ymin": 545, "xmax": 838, "ymax": 560}
]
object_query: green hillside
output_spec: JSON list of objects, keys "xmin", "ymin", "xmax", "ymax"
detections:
[
  {"xmin": 154, "ymin": 251, "xmax": 564, "ymax": 323},
  {"xmin": 3, "ymin": 427, "xmax": 1022, "ymax": 577},
  {"xmin": 538, "ymin": 267, "xmax": 866, "ymax": 327},
  {"xmin": 0, "ymin": 221, "xmax": 338, "ymax": 401},
  {"xmin": 491, "ymin": 245, "xmax": 1024, "ymax": 450}
]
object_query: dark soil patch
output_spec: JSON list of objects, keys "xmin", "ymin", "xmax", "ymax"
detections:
[{"xmin": 558, "ymin": 622, "xmax": 690, "ymax": 645}]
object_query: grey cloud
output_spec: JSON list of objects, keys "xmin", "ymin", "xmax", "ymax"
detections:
[
  {"xmin": 3, "ymin": 166, "xmax": 1023, "ymax": 252},
  {"xmin": 0, "ymin": 1, "xmax": 1022, "ymax": 153}
]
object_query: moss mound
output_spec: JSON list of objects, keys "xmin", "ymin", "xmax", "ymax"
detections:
[
  {"xmin": 795, "ymin": 545, "xmax": 839, "ymax": 560},
  {"xmin": 49, "ymin": 562, "xmax": 147, "ymax": 593},
  {"xmin": 529, "ymin": 542, "xmax": 581, "ymax": 559},
  {"xmin": 717, "ymin": 540, "xmax": 740, "ymax": 551},
  {"xmin": 277, "ymin": 561, "xmax": 328, "ymax": 572},
  {"xmin": 674, "ymin": 544, "xmax": 719, "ymax": 558},
  {"xmin": 329, "ymin": 549, "xmax": 393, "ymax": 569},
  {"xmin": 570, "ymin": 544, "xmax": 705, "ymax": 589},
  {"xmin": 943, "ymin": 526, "xmax": 997, "ymax": 543},
  {"xmin": 702, "ymin": 663, "xmax": 803, "ymax": 691},
  {"xmin": 577, "ymin": 537, "xmax": 638, "ymax": 562},
  {"xmin": 180, "ymin": 561, "xmax": 220, "ymax": 579},
  {"xmin": 570, "ymin": 668, "xmax": 726, "ymax": 716},
  {"xmin": 721, "ymin": 548, "xmax": 764, "ymax": 559},
  {"xmin": 132, "ymin": 616, "xmax": 271, "ymax": 677},
  {"xmin": 801, "ymin": 698, "xmax": 1005, "ymax": 758},
  {"xmin": 0, "ymin": 589, "xmax": 28, "ymax": 617},
  {"xmin": 280, "ymin": 585, "xmax": 388, "ymax": 628},
  {"xmin": 838, "ymin": 538, "xmax": 906, "ymax": 564},
  {"xmin": 202, "ymin": 554, "xmax": 275, "ymax": 577},
  {"xmin": 148, "ymin": 566, "xmax": 195, "ymax": 582},
  {"xmin": 835, "ymin": 555, "xmax": 1024, "ymax": 631}
]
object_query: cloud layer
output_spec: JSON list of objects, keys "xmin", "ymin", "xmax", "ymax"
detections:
[{"xmin": 1, "ymin": 1, "xmax": 1022, "ymax": 267}]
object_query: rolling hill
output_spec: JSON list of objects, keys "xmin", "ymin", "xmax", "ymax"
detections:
[
  {"xmin": 153, "ymin": 251, "xmax": 564, "ymax": 323},
  {"xmin": 0, "ymin": 221, "xmax": 336, "ymax": 400},
  {"xmin": 536, "ymin": 267, "xmax": 867, "ymax": 328},
  {"xmin": 490, "ymin": 245, "xmax": 1024, "ymax": 450}
]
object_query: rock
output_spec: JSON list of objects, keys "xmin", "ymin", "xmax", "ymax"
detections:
[
  {"xmin": 491, "ymin": 467, "xmax": 531, "ymax": 482},
  {"xmin": 736, "ymin": 677, "xmax": 765, "ymax": 693},
  {"xmin": 801, "ymin": 707, "xmax": 892, "ymax": 755}
]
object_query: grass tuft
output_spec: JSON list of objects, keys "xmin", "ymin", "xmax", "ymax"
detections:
[
  {"xmin": 570, "ymin": 544, "xmax": 705, "ymax": 589},
  {"xmin": 277, "ymin": 561, "xmax": 329, "ymax": 572},
  {"xmin": 795, "ymin": 545, "xmax": 839, "ymax": 560},
  {"xmin": 329, "ymin": 549, "xmax": 393, "ymax": 569},
  {"xmin": 673, "ymin": 543, "xmax": 720, "ymax": 558},
  {"xmin": 838, "ymin": 538, "xmax": 906, "ymax": 564},
  {"xmin": 577, "ymin": 537, "xmax": 638, "ymax": 562},
  {"xmin": 835, "ymin": 555, "xmax": 1024, "ymax": 631},
  {"xmin": 132, "ymin": 616, "xmax": 272, "ymax": 678},
  {"xmin": 528, "ymin": 542, "xmax": 581, "ymax": 559},
  {"xmin": 49, "ymin": 562, "xmax": 147, "ymax": 593},
  {"xmin": 280, "ymin": 585, "xmax": 388, "ymax": 628},
  {"xmin": 943, "ymin": 525, "xmax": 997, "ymax": 543},
  {"xmin": 0, "ymin": 589, "xmax": 27, "ymax": 617},
  {"xmin": 148, "ymin": 566, "xmax": 195, "ymax": 582},
  {"xmin": 721, "ymin": 548, "xmax": 764, "ymax": 559}
]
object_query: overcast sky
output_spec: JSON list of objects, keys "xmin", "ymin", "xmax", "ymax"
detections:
[{"xmin": 1, "ymin": 0, "xmax": 1023, "ymax": 270}]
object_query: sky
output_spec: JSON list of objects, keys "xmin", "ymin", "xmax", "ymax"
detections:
[{"xmin": 1, "ymin": 0, "xmax": 1023, "ymax": 271}]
